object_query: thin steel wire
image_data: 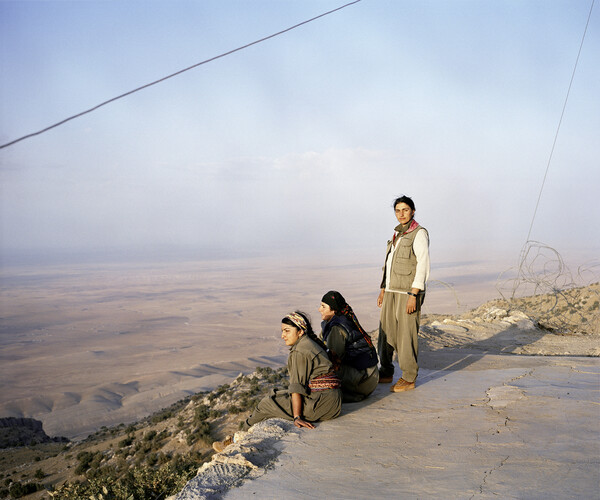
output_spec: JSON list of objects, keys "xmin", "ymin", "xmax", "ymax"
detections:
[
  {"xmin": 525, "ymin": 0, "xmax": 595, "ymax": 242},
  {"xmin": 0, "ymin": 0, "xmax": 362, "ymax": 150}
]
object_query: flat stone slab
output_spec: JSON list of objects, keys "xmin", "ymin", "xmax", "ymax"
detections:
[{"xmin": 222, "ymin": 351, "xmax": 600, "ymax": 499}]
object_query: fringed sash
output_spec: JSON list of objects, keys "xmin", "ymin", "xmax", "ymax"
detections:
[{"xmin": 308, "ymin": 371, "xmax": 341, "ymax": 392}]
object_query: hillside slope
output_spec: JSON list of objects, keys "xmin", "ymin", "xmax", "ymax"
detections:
[{"xmin": 2, "ymin": 283, "xmax": 597, "ymax": 499}]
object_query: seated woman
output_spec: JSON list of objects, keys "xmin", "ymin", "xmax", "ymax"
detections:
[
  {"xmin": 213, "ymin": 311, "xmax": 342, "ymax": 452},
  {"xmin": 319, "ymin": 291, "xmax": 379, "ymax": 402}
]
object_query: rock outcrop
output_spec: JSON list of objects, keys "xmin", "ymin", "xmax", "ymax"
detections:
[
  {"xmin": 171, "ymin": 419, "xmax": 297, "ymax": 500},
  {"xmin": 0, "ymin": 417, "xmax": 69, "ymax": 448}
]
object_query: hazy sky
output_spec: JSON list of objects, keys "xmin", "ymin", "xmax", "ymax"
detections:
[{"xmin": 1, "ymin": 0, "xmax": 598, "ymax": 268}]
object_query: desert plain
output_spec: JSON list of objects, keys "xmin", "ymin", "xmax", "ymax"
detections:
[{"xmin": 1, "ymin": 254, "xmax": 513, "ymax": 440}]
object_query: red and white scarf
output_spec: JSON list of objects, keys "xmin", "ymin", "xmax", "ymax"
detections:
[{"xmin": 392, "ymin": 219, "xmax": 420, "ymax": 244}]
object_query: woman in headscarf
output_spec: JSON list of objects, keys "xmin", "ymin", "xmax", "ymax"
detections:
[
  {"xmin": 213, "ymin": 311, "xmax": 342, "ymax": 451},
  {"xmin": 319, "ymin": 291, "xmax": 379, "ymax": 402}
]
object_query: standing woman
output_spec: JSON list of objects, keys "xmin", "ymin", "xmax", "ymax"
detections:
[
  {"xmin": 319, "ymin": 291, "xmax": 379, "ymax": 402},
  {"xmin": 213, "ymin": 311, "xmax": 342, "ymax": 451},
  {"xmin": 377, "ymin": 195, "xmax": 430, "ymax": 392}
]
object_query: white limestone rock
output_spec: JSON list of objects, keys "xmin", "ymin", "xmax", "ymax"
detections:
[{"xmin": 171, "ymin": 419, "xmax": 298, "ymax": 500}]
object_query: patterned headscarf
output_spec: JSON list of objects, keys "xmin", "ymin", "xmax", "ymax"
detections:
[{"xmin": 285, "ymin": 312, "xmax": 307, "ymax": 331}]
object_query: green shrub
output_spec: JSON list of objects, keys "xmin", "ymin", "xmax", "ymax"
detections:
[
  {"xmin": 75, "ymin": 451, "xmax": 94, "ymax": 475},
  {"xmin": 217, "ymin": 384, "xmax": 230, "ymax": 393},
  {"xmin": 185, "ymin": 421, "xmax": 212, "ymax": 446},
  {"xmin": 191, "ymin": 391, "xmax": 207, "ymax": 402},
  {"xmin": 194, "ymin": 404, "xmax": 210, "ymax": 422},
  {"xmin": 143, "ymin": 430, "xmax": 157, "ymax": 442},
  {"xmin": 135, "ymin": 441, "xmax": 152, "ymax": 455},
  {"xmin": 52, "ymin": 456, "xmax": 200, "ymax": 499},
  {"xmin": 146, "ymin": 453, "xmax": 158, "ymax": 466},
  {"xmin": 119, "ymin": 435, "xmax": 134, "ymax": 448},
  {"xmin": 227, "ymin": 404, "xmax": 241, "ymax": 414},
  {"xmin": 8, "ymin": 481, "xmax": 44, "ymax": 498},
  {"xmin": 151, "ymin": 410, "xmax": 172, "ymax": 423},
  {"xmin": 8, "ymin": 482, "xmax": 24, "ymax": 498}
]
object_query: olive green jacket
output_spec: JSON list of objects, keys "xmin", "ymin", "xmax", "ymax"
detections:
[{"xmin": 287, "ymin": 334, "xmax": 335, "ymax": 396}]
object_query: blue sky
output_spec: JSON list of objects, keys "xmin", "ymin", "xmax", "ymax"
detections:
[{"xmin": 1, "ymin": 0, "xmax": 598, "ymax": 268}]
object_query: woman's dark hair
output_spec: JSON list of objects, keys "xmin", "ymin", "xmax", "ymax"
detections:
[
  {"xmin": 282, "ymin": 310, "xmax": 328, "ymax": 352},
  {"xmin": 393, "ymin": 195, "xmax": 415, "ymax": 211},
  {"xmin": 321, "ymin": 290, "xmax": 347, "ymax": 315}
]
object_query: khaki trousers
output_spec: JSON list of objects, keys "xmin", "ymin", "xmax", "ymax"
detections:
[
  {"xmin": 243, "ymin": 388, "xmax": 342, "ymax": 430},
  {"xmin": 379, "ymin": 291, "xmax": 423, "ymax": 383}
]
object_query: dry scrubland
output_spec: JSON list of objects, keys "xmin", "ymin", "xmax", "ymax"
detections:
[
  {"xmin": 472, "ymin": 281, "xmax": 600, "ymax": 334},
  {"xmin": 1, "ymin": 282, "xmax": 598, "ymax": 499},
  {"xmin": 419, "ymin": 282, "xmax": 600, "ymax": 356},
  {"xmin": 0, "ymin": 367, "xmax": 288, "ymax": 499}
]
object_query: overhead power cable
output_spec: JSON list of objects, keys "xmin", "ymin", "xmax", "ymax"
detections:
[
  {"xmin": 524, "ymin": 0, "xmax": 595, "ymax": 243},
  {"xmin": 0, "ymin": 0, "xmax": 362, "ymax": 150}
]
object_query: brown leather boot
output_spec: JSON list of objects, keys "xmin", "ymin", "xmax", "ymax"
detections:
[
  {"xmin": 212, "ymin": 435, "xmax": 233, "ymax": 452},
  {"xmin": 390, "ymin": 378, "xmax": 415, "ymax": 392}
]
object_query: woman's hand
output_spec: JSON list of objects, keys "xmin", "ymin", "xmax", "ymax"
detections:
[
  {"xmin": 291, "ymin": 392, "xmax": 314, "ymax": 428},
  {"xmin": 406, "ymin": 295, "xmax": 417, "ymax": 314},
  {"xmin": 294, "ymin": 417, "xmax": 315, "ymax": 429},
  {"xmin": 406, "ymin": 289, "xmax": 420, "ymax": 314}
]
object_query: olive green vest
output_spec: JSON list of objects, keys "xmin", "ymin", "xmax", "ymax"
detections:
[{"xmin": 380, "ymin": 225, "xmax": 427, "ymax": 292}]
